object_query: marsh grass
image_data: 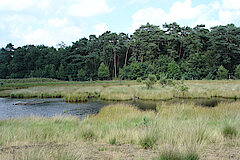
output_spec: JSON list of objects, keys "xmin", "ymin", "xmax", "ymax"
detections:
[
  {"xmin": 64, "ymin": 93, "xmax": 88, "ymax": 102},
  {"xmin": 100, "ymin": 85, "xmax": 134, "ymax": 101},
  {"xmin": 139, "ymin": 128, "xmax": 158, "ymax": 149},
  {"xmin": 1, "ymin": 80, "xmax": 240, "ymax": 100},
  {"xmin": 0, "ymin": 100, "xmax": 239, "ymax": 159},
  {"xmin": 134, "ymin": 85, "xmax": 174, "ymax": 100}
]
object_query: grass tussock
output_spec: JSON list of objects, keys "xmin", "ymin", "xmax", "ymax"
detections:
[
  {"xmin": 139, "ymin": 129, "xmax": 158, "ymax": 149},
  {"xmin": 222, "ymin": 124, "xmax": 238, "ymax": 139},
  {"xmin": 64, "ymin": 93, "xmax": 88, "ymax": 102}
]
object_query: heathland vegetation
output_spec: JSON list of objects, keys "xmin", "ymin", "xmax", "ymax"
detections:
[
  {"xmin": 0, "ymin": 22, "xmax": 240, "ymax": 159},
  {"xmin": 0, "ymin": 101, "xmax": 239, "ymax": 159},
  {"xmin": 0, "ymin": 79, "xmax": 240, "ymax": 159},
  {"xmin": 1, "ymin": 79, "xmax": 240, "ymax": 101}
]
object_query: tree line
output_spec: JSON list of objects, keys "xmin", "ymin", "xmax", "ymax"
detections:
[{"xmin": 0, "ymin": 22, "xmax": 240, "ymax": 81}]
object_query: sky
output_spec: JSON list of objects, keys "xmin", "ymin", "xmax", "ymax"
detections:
[{"xmin": 0, "ymin": 0, "xmax": 240, "ymax": 48}]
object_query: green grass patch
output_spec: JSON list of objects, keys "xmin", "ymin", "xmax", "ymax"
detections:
[{"xmin": 222, "ymin": 125, "xmax": 238, "ymax": 139}]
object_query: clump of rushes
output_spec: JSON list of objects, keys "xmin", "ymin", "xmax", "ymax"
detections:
[
  {"xmin": 109, "ymin": 137, "xmax": 117, "ymax": 145},
  {"xmin": 222, "ymin": 124, "xmax": 237, "ymax": 139},
  {"xmin": 139, "ymin": 129, "xmax": 158, "ymax": 149},
  {"xmin": 81, "ymin": 128, "xmax": 97, "ymax": 141},
  {"xmin": 64, "ymin": 92, "xmax": 88, "ymax": 102}
]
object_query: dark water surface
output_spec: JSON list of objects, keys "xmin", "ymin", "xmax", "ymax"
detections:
[
  {"xmin": 0, "ymin": 98, "xmax": 107, "ymax": 120},
  {"xmin": 0, "ymin": 98, "xmax": 237, "ymax": 120}
]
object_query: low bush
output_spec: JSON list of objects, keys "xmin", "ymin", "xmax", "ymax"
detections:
[
  {"xmin": 144, "ymin": 74, "xmax": 157, "ymax": 89},
  {"xmin": 136, "ymin": 77, "xmax": 142, "ymax": 83}
]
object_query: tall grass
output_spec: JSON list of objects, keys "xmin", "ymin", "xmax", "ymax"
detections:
[
  {"xmin": 0, "ymin": 102, "xmax": 239, "ymax": 159},
  {"xmin": 134, "ymin": 85, "xmax": 174, "ymax": 100},
  {"xmin": 100, "ymin": 85, "xmax": 134, "ymax": 101},
  {"xmin": 1, "ymin": 80, "xmax": 240, "ymax": 100}
]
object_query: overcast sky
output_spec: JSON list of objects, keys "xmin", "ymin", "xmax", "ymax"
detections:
[{"xmin": 1, "ymin": 0, "xmax": 240, "ymax": 48}]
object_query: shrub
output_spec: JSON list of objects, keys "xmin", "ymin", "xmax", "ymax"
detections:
[
  {"xmin": 159, "ymin": 73, "xmax": 175, "ymax": 87},
  {"xmin": 136, "ymin": 77, "xmax": 142, "ymax": 83},
  {"xmin": 175, "ymin": 79, "xmax": 189, "ymax": 97},
  {"xmin": 216, "ymin": 65, "xmax": 228, "ymax": 80},
  {"xmin": 167, "ymin": 61, "xmax": 181, "ymax": 80},
  {"xmin": 222, "ymin": 125, "xmax": 237, "ymax": 139},
  {"xmin": 98, "ymin": 62, "xmax": 110, "ymax": 80},
  {"xmin": 159, "ymin": 73, "xmax": 168, "ymax": 87},
  {"xmin": 234, "ymin": 64, "xmax": 240, "ymax": 79},
  {"xmin": 144, "ymin": 74, "xmax": 157, "ymax": 89},
  {"xmin": 77, "ymin": 69, "xmax": 86, "ymax": 81}
]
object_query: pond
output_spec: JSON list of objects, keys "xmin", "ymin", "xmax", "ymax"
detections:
[{"xmin": 0, "ymin": 98, "xmax": 237, "ymax": 120}]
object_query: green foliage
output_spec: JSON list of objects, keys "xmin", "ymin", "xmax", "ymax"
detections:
[
  {"xmin": 175, "ymin": 79, "xmax": 189, "ymax": 97},
  {"xmin": 167, "ymin": 62, "xmax": 181, "ymax": 80},
  {"xmin": 98, "ymin": 62, "xmax": 110, "ymax": 80},
  {"xmin": 158, "ymin": 73, "xmax": 175, "ymax": 87},
  {"xmin": 144, "ymin": 74, "xmax": 157, "ymax": 89},
  {"xmin": 234, "ymin": 64, "xmax": 240, "ymax": 79},
  {"xmin": 56, "ymin": 64, "xmax": 65, "ymax": 80},
  {"xmin": 222, "ymin": 125, "xmax": 237, "ymax": 139},
  {"xmin": 0, "ymin": 23, "xmax": 239, "ymax": 81},
  {"xmin": 109, "ymin": 137, "xmax": 117, "ymax": 145},
  {"xmin": 77, "ymin": 69, "xmax": 86, "ymax": 81},
  {"xmin": 216, "ymin": 65, "xmax": 229, "ymax": 80},
  {"xmin": 136, "ymin": 77, "xmax": 142, "ymax": 83}
]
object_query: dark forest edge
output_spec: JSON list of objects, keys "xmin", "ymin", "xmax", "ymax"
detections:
[{"xmin": 1, "ymin": 22, "xmax": 240, "ymax": 81}]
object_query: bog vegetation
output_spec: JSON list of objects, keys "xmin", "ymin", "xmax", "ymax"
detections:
[
  {"xmin": 0, "ymin": 102, "xmax": 239, "ymax": 159},
  {"xmin": 0, "ymin": 23, "xmax": 239, "ymax": 81}
]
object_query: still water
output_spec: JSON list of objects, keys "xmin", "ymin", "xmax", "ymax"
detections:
[
  {"xmin": 0, "ymin": 98, "xmax": 236, "ymax": 120},
  {"xmin": 0, "ymin": 98, "xmax": 107, "ymax": 120}
]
